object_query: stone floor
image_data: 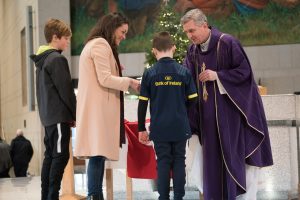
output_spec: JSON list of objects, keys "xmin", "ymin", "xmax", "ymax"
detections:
[
  {"xmin": 0, "ymin": 172, "xmax": 298, "ymax": 200},
  {"xmin": 0, "ymin": 174, "xmax": 197, "ymax": 200}
]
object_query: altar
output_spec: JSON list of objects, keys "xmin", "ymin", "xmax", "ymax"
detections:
[{"xmin": 64, "ymin": 94, "xmax": 300, "ymax": 200}]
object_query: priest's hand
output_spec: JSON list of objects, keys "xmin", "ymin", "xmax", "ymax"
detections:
[
  {"xmin": 139, "ymin": 131, "xmax": 150, "ymax": 145},
  {"xmin": 199, "ymin": 69, "xmax": 217, "ymax": 82}
]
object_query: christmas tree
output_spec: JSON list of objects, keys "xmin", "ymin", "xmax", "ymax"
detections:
[{"xmin": 145, "ymin": 4, "xmax": 190, "ymax": 67}]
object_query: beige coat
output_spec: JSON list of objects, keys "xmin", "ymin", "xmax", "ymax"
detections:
[{"xmin": 74, "ymin": 38, "xmax": 131, "ymax": 160}]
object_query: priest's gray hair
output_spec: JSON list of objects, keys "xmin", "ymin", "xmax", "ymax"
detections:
[{"xmin": 180, "ymin": 9, "xmax": 207, "ymax": 26}]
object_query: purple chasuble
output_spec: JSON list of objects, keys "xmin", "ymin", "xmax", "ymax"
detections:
[{"xmin": 184, "ymin": 27, "xmax": 273, "ymax": 200}]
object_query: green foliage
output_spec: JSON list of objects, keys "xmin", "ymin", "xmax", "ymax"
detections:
[
  {"xmin": 144, "ymin": 4, "xmax": 190, "ymax": 66},
  {"xmin": 209, "ymin": 2, "xmax": 300, "ymax": 46},
  {"xmin": 119, "ymin": 25, "xmax": 153, "ymax": 53},
  {"xmin": 70, "ymin": 1, "xmax": 300, "ymax": 56},
  {"xmin": 70, "ymin": 7, "xmax": 97, "ymax": 55}
]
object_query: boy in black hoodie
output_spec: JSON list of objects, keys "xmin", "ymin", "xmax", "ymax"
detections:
[{"xmin": 30, "ymin": 18, "xmax": 76, "ymax": 200}]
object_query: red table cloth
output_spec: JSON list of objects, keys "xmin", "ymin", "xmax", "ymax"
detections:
[{"xmin": 125, "ymin": 120, "xmax": 157, "ymax": 179}]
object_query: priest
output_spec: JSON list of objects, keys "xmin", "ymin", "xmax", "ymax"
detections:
[{"xmin": 181, "ymin": 8, "xmax": 273, "ymax": 200}]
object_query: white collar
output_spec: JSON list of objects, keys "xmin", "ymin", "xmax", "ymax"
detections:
[{"xmin": 200, "ymin": 30, "xmax": 211, "ymax": 52}]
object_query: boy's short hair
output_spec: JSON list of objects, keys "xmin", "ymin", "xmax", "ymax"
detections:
[
  {"xmin": 152, "ymin": 31, "xmax": 174, "ymax": 52},
  {"xmin": 44, "ymin": 18, "xmax": 72, "ymax": 43}
]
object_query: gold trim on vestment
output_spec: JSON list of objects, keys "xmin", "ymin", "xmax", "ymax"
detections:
[
  {"xmin": 216, "ymin": 81, "xmax": 265, "ymax": 158},
  {"xmin": 215, "ymin": 33, "xmax": 265, "ymax": 159},
  {"xmin": 214, "ymin": 82, "xmax": 247, "ymax": 193}
]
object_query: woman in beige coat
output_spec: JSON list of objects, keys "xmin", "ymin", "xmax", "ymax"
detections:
[{"xmin": 74, "ymin": 12, "xmax": 140, "ymax": 200}]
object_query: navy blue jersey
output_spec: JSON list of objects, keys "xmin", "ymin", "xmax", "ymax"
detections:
[{"xmin": 139, "ymin": 57, "xmax": 197, "ymax": 142}]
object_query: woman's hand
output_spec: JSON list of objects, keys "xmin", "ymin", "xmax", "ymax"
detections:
[{"xmin": 130, "ymin": 79, "xmax": 140, "ymax": 92}]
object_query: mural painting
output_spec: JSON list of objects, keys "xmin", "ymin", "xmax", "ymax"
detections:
[{"xmin": 70, "ymin": 0, "xmax": 300, "ymax": 55}]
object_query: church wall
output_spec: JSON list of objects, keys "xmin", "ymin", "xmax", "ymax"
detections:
[
  {"xmin": 71, "ymin": 44, "xmax": 300, "ymax": 95},
  {"xmin": 0, "ymin": 0, "xmax": 71, "ymax": 176}
]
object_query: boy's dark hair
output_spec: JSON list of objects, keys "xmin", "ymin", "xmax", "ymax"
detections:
[
  {"xmin": 152, "ymin": 31, "xmax": 174, "ymax": 52},
  {"xmin": 85, "ymin": 12, "xmax": 129, "ymax": 67},
  {"xmin": 44, "ymin": 18, "xmax": 72, "ymax": 43}
]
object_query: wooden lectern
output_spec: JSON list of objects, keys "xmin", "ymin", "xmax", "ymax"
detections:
[{"xmin": 59, "ymin": 140, "xmax": 85, "ymax": 200}]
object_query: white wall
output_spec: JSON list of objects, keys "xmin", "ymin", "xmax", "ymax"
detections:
[
  {"xmin": 71, "ymin": 44, "xmax": 300, "ymax": 94},
  {"xmin": 0, "ymin": 0, "xmax": 42, "ymax": 176},
  {"xmin": 71, "ymin": 52, "xmax": 147, "ymax": 79},
  {"xmin": 36, "ymin": 0, "xmax": 72, "ymax": 67},
  {"xmin": 245, "ymin": 44, "xmax": 300, "ymax": 94},
  {"xmin": 0, "ymin": 0, "xmax": 71, "ymax": 176}
]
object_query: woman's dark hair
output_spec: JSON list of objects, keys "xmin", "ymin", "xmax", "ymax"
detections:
[{"xmin": 85, "ymin": 12, "xmax": 129, "ymax": 67}]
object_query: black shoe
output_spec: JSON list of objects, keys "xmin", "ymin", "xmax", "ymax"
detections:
[{"xmin": 87, "ymin": 193, "xmax": 104, "ymax": 200}]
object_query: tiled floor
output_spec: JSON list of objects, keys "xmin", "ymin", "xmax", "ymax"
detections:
[
  {"xmin": 0, "ymin": 176, "xmax": 41, "ymax": 200},
  {"xmin": 0, "ymin": 172, "xmax": 297, "ymax": 200},
  {"xmin": 0, "ymin": 172, "xmax": 200, "ymax": 200}
]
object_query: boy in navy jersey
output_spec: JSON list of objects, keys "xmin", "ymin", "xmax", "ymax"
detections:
[{"xmin": 138, "ymin": 31, "xmax": 198, "ymax": 200}]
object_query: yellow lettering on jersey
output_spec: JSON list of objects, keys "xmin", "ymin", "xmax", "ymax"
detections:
[
  {"xmin": 154, "ymin": 81, "xmax": 182, "ymax": 86},
  {"xmin": 165, "ymin": 76, "xmax": 172, "ymax": 81}
]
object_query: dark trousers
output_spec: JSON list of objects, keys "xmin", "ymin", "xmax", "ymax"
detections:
[
  {"xmin": 41, "ymin": 123, "xmax": 71, "ymax": 200},
  {"xmin": 0, "ymin": 169, "xmax": 10, "ymax": 178},
  {"xmin": 87, "ymin": 156, "xmax": 105, "ymax": 198},
  {"xmin": 13, "ymin": 163, "xmax": 28, "ymax": 177},
  {"xmin": 154, "ymin": 140, "xmax": 187, "ymax": 200}
]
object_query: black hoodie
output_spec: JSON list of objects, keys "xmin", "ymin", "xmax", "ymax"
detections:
[{"xmin": 30, "ymin": 48, "xmax": 76, "ymax": 126}]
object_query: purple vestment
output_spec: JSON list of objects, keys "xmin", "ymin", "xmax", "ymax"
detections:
[{"xmin": 184, "ymin": 27, "xmax": 273, "ymax": 200}]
